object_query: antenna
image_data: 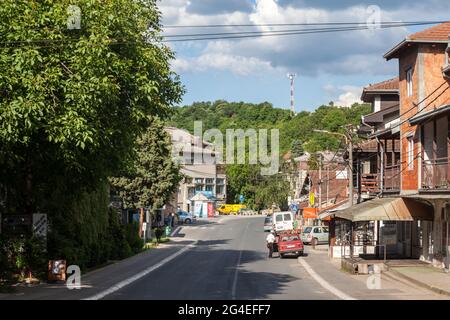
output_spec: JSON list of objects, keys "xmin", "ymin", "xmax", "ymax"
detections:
[{"xmin": 287, "ymin": 73, "xmax": 296, "ymax": 115}]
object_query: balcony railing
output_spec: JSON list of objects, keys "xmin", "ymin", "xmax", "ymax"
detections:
[
  {"xmin": 384, "ymin": 164, "xmax": 400, "ymax": 191},
  {"xmin": 361, "ymin": 173, "xmax": 380, "ymax": 194},
  {"xmin": 422, "ymin": 157, "xmax": 450, "ymax": 190}
]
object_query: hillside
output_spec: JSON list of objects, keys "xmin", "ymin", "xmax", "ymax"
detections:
[{"xmin": 169, "ymin": 100, "xmax": 371, "ymax": 155}]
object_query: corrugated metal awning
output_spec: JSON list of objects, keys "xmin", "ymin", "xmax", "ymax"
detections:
[{"xmin": 334, "ymin": 197, "xmax": 433, "ymax": 222}]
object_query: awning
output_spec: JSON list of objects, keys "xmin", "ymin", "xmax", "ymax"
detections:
[
  {"xmin": 409, "ymin": 104, "xmax": 450, "ymax": 125},
  {"xmin": 318, "ymin": 202, "xmax": 351, "ymax": 220},
  {"xmin": 334, "ymin": 197, "xmax": 433, "ymax": 222}
]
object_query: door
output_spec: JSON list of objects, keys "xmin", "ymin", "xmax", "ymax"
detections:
[{"xmin": 313, "ymin": 227, "xmax": 321, "ymax": 242}]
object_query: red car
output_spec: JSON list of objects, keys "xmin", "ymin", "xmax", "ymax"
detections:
[{"xmin": 276, "ymin": 232, "xmax": 304, "ymax": 258}]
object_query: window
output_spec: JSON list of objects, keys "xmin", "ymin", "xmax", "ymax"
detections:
[
  {"xmin": 313, "ymin": 227, "xmax": 321, "ymax": 233},
  {"xmin": 195, "ymin": 178, "xmax": 204, "ymax": 184},
  {"xmin": 283, "ymin": 214, "xmax": 292, "ymax": 221},
  {"xmin": 303, "ymin": 227, "xmax": 312, "ymax": 233},
  {"xmin": 216, "ymin": 178, "xmax": 224, "ymax": 185},
  {"xmin": 205, "ymin": 178, "xmax": 214, "ymax": 184},
  {"xmin": 205, "ymin": 185, "xmax": 213, "ymax": 192},
  {"xmin": 195, "ymin": 185, "xmax": 203, "ymax": 192},
  {"xmin": 407, "ymin": 136, "xmax": 414, "ymax": 170},
  {"xmin": 275, "ymin": 215, "xmax": 283, "ymax": 222},
  {"xmin": 406, "ymin": 68, "xmax": 413, "ymax": 97},
  {"xmin": 216, "ymin": 185, "xmax": 224, "ymax": 195}
]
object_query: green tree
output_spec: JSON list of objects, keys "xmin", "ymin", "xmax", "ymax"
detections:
[
  {"xmin": 291, "ymin": 139, "xmax": 304, "ymax": 158},
  {"xmin": 110, "ymin": 118, "xmax": 182, "ymax": 210},
  {"xmin": 0, "ymin": 0, "xmax": 183, "ymax": 214}
]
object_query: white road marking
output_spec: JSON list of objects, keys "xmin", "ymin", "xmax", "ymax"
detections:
[
  {"xmin": 84, "ymin": 241, "xmax": 198, "ymax": 300},
  {"xmin": 231, "ymin": 222, "xmax": 250, "ymax": 300},
  {"xmin": 170, "ymin": 226, "xmax": 181, "ymax": 237},
  {"xmin": 297, "ymin": 257, "xmax": 356, "ymax": 300}
]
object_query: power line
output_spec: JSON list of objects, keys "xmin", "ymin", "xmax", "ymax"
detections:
[
  {"xmin": 161, "ymin": 22, "xmax": 437, "ymax": 43},
  {"xmin": 163, "ymin": 20, "xmax": 449, "ymax": 28},
  {"xmin": 162, "ymin": 22, "xmax": 432, "ymax": 38}
]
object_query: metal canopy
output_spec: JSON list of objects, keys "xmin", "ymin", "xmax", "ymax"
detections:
[{"xmin": 334, "ymin": 197, "xmax": 433, "ymax": 222}]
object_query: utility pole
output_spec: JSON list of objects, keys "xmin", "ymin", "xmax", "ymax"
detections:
[
  {"xmin": 287, "ymin": 73, "xmax": 296, "ymax": 115},
  {"xmin": 347, "ymin": 131, "xmax": 353, "ymax": 207},
  {"xmin": 313, "ymin": 128, "xmax": 354, "ymax": 208},
  {"xmin": 318, "ymin": 153, "xmax": 322, "ymax": 211}
]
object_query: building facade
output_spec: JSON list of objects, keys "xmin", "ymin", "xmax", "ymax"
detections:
[{"xmin": 165, "ymin": 127, "xmax": 227, "ymax": 213}]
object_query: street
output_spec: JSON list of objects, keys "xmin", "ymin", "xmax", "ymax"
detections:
[
  {"xmin": 106, "ymin": 216, "xmax": 333, "ymax": 300},
  {"xmin": 1, "ymin": 215, "xmax": 447, "ymax": 300}
]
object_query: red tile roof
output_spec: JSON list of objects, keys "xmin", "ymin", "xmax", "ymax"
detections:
[
  {"xmin": 408, "ymin": 22, "xmax": 450, "ymax": 41},
  {"xmin": 363, "ymin": 77, "xmax": 399, "ymax": 92},
  {"xmin": 385, "ymin": 22, "xmax": 450, "ymax": 59}
]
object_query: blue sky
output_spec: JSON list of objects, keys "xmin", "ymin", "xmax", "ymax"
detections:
[{"xmin": 159, "ymin": 0, "xmax": 450, "ymax": 111}]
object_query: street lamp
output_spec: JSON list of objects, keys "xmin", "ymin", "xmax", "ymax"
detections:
[{"xmin": 313, "ymin": 128, "xmax": 354, "ymax": 207}]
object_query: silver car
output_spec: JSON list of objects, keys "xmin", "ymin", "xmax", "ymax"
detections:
[
  {"xmin": 301, "ymin": 226, "xmax": 329, "ymax": 245},
  {"xmin": 263, "ymin": 216, "xmax": 273, "ymax": 232}
]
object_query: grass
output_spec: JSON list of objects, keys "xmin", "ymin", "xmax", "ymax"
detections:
[{"xmin": 143, "ymin": 236, "xmax": 170, "ymax": 249}]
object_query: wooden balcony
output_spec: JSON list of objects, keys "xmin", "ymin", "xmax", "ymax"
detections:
[
  {"xmin": 383, "ymin": 164, "xmax": 400, "ymax": 192},
  {"xmin": 422, "ymin": 157, "xmax": 450, "ymax": 190},
  {"xmin": 361, "ymin": 173, "xmax": 380, "ymax": 194},
  {"xmin": 360, "ymin": 165, "xmax": 400, "ymax": 195}
]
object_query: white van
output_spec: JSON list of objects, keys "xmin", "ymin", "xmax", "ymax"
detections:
[{"xmin": 273, "ymin": 211, "xmax": 294, "ymax": 233}]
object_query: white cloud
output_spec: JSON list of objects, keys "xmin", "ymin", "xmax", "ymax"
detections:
[
  {"xmin": 323, "ymin": 85, "xmax": 363, "ymax": 107},
  {"xmin": 172, "ymin": 52, "xmax": 279, "ymax": 76},
  {"xmin": 159, "ymin": 0, "xmax": 450, "ymax": 83}
]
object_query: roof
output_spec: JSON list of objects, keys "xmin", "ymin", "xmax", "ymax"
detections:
[
  {"xmin": 384, "ymin": 22, "xmax": 450, "ymax": 60},
  {"xmin": 334, "ymin": 197, "xmax": 433, "ymax": 222},
  {"xmin": 363, "ymin": 104, "xmax": 400, "ymax": 124},
  {"xmin": 409, "ymin": 104, "xmax": 450, "ymax": 125},
  {"xmin": 361, "ymin": 77, "xmax": 399, "ymax": 102}
]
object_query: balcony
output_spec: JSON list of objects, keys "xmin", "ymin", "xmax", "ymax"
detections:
[
  {"xmin": 360, "ymin": 165, "xmax": 400, "ymax": 196},
  {"xmin": 361, "ymin": 173, "xmax": 380, "ymax": 194},
  {"xmin": 383, "ymin": 164, "xmax": 400, "ymax": 192},
  {"xmin": 422, "ymin": 157, "xmax": 450, "ymax": 190}
]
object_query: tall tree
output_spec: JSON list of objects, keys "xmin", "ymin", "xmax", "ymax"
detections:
[
  {"xmin": 109, "ymin": 118, "xmax": 182, "ymax": 210},
  {"xmin": 0, "ymin": 0, "xmax": 183, "ymax": 214}
]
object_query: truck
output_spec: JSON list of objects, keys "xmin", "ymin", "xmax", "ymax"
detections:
[{"xmin": 217, "ymin": 204, "xmax": 246, "ymax": 215}]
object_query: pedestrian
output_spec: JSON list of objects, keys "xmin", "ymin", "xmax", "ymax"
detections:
[
  {"xmin": 266, "ymin": 230, "xmax": 276, "ymax": 258},
  {"xmin": 171, "ymin": 212, "xmax": 175, "ymax": 228}
]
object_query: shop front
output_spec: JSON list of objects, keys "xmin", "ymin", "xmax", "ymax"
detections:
[{"xmin": 325, "ymin": 197, "xmax": 433, "ymax": 259}]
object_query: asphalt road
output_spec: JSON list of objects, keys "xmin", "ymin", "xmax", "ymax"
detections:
[
  {"xmin": 106, "ymin": 215, "xmax": 334, "ymax": 300},
  {"xmin": 3, "ymin": 215, "xmax": 443, "ymax": 300}
]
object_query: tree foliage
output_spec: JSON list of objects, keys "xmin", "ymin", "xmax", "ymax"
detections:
[{"xmin": 110, "ymin": 118, "xmax": 182, "ymax": 210}]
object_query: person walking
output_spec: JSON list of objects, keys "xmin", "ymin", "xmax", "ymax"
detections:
[{"xmin": 266, "ymin": 231, "xmax": 276, "ymax": 258}]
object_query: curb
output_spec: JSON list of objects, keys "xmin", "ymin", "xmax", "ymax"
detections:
[{"xmin": 389, "ymin": 268, "xmax": 450, "ymax": 297}]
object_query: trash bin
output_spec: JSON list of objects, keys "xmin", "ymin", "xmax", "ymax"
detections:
[{"xmin": 165, "ymin": 226, "xmax": 172, "ymax": 237}]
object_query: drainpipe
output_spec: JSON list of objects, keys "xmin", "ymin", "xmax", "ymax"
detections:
[{"xmin": 376, "ymin": 137, "xmax": 384, "ymax": 197}]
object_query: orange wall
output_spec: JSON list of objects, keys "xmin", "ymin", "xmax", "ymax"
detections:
[{"xmin": 398, "ymin": 43, "xmax": 450, "ymax": 191}]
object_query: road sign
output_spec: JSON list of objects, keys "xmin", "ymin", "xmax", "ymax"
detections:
[{"xmin": 309, "ymin": 192, "xmax": 315, "ymax": 206}]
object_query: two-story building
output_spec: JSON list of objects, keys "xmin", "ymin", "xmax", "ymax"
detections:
[
  {"xmin": 165, "ymin": 127, "xmax": 227, "ymax": 214},
  {"xmin": 326, "ymin": 23, "xmax": 450, "ymax": 267},
  {"xmin": 383, "ymin": 22, "xmax": 450, "ymax": 268},
  {"xmin": 356, "ymin": 78, "xmax": 400, "ymax": 199}
]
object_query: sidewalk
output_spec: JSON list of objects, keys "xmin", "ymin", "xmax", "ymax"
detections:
[
  {"xmin": 300, "ymin": 246, "xmax": 448, "ymax": 300},
  {"xmin": 387, "ymin": 266, "xmax": 450, "ymax": 297},
  {"xmin": 0, "ymin": 238, "xmax": 195, "ymax": 300}
]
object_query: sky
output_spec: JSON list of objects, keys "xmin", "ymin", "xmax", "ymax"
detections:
[{"xmin": 159, "ymin": 0, "xmax": 450, "ymax": 112}]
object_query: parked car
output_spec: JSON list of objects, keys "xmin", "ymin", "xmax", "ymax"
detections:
[
  {"xmin": 263, "ymin": 216, "xmax": 273, "ymax": 232},
  {"xmin": 273, "ymin": 211, "xmax": 294, "ymax": 233},
  {"xmin": 300, "ymin": 226, "xmax": 329, "ymax": 245},
  {"xmin": 277, "ymin": 232, "xmax": 304, "ymax": 258},
  {"xmin": 176, "ymin": 211, "xmax": 196, "ymax": 224}
]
